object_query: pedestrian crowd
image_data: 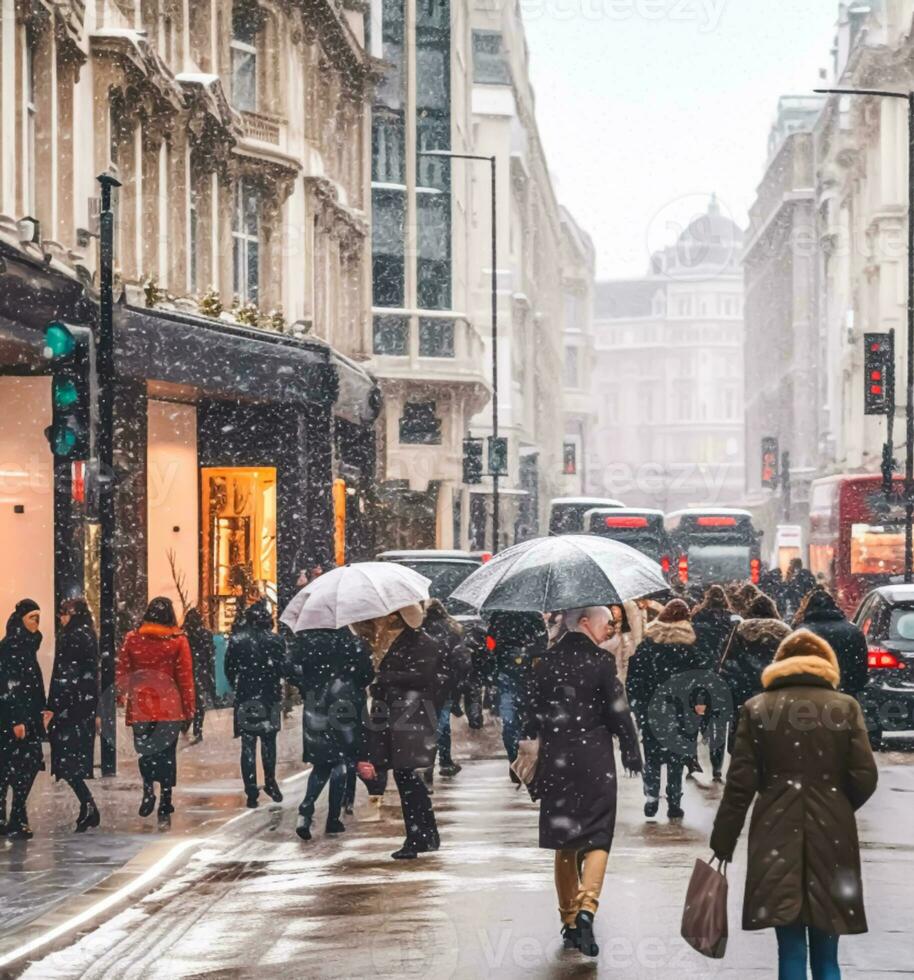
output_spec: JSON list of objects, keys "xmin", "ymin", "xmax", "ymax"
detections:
[{"xmin": 0, "ymin": 556, "xmax": 879, "ymax": 977}]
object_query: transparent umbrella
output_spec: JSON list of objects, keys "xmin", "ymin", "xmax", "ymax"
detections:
[
  {"xmin": 280, "ymin": 562, "xmax": 432, "ymax": 631},
  {"xmin": 450, "ymin": 534, "xmax": 668, "ymax": 613}
]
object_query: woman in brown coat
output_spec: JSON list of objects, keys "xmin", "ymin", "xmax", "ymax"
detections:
[{"xmin": 710, "ymin": 630, "xmax": 878, "ymax": 979}]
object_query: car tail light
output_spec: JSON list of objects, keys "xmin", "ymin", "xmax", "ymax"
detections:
[
  {"xmin": 750, "ymin": 557, "xmax": 761, "ymax": 585},
  {"xmin": 605, "ymin": 516, "xmax": 648, "ymax": 528},
  {"xmin": 660, "ymin": 555, "xmax": 671, "ymax": 575},
  {"xmin": 480, "ymin": 552, "xmax": 493, "ymax": 564},
  {"xmin": 677, "ymin": 555, "xmax": 688, "ymax": 583},
  {"xmin": 485, "ymin": 635, "xmax": 496, "ymax": 652},
  {"xmin": 868, "ymin": 648, "xmax": 904, "ymax": 669},
  {"xmin": 696, "ymin": 516, "xmax": 737, "ymax": 527}
]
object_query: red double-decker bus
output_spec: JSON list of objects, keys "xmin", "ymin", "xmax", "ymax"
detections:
[{"xmin": 808, "ymin": 474, "xmax": 907, "ymax": 614}]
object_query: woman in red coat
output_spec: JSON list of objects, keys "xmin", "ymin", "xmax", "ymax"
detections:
[{"xmin": 116, "ymin": 597, "xmax": 195, "ymax": 826}]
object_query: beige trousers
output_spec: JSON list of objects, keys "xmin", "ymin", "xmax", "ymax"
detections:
[{"xmin": 554, "ymin": 848, "xmax": 609, "ymax": 925}]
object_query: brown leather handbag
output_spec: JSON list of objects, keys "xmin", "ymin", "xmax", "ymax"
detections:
[{"xmin": 681, "ymin": 856, "xmax": 728, "ymax": 959}]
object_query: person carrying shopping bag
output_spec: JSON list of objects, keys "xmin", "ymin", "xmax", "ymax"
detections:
[{"xmin": 709, "ymin": 629, "xmax": 878, "ymax": 979}]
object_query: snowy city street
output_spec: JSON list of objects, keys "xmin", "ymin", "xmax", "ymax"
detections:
[{"xmin": 2, "ymin": 719, "xmax": 913, "ymax": 979}]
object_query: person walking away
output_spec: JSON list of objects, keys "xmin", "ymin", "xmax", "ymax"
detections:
[
  {"xmin": 626, "ymin": 599, "xmax": 701, "ymax": 820},
  {"xmin": 691, "ymin": 586, "xmax": 740, "ymax": 781},
  {"xmin": 710, "ymin": 629, "xmax": 878, "ymax": 979},
  {"xmin": 352, "ymin": 604, "xmax": 443, "ymax": 860},
  {"xmin": 286, "ymin": 626, "xmax": 373, "ymax": 840},
  {"xmin": 783, "ymin": 561, "xmax": 816, "ymax": 621},
  {"xmin": 720, "ymin": 594, "xmax": 789, "ymax": 750},
  {"xmin": 793, "ymin": 588, "xmax": 868, "ymax": 699},
  {"xmin": 521, "ymin": 606, "xmax": 641, "ymax": 958},
  {"xmin": 423, "ymin": 599, "xmax": 471, "ymax": 779},
  {"xmin": 224, "ymin": 599, "xmax": 286, "ymax": 808},
  {"xmin": 486, "ymin": 611, "xmax": 547, "ymax": 781},
  {"xmin": 182, "ymin": 608, "xmax": 215, "ymax": 742},
  {"xmin": 0, "ymin": 600, "xmax": 50, "ymax": 839},
  {"xmin": 48, "ymin": 598, "xmax": 100, "ymax": 832},
  {"xmin": 760, "ymin": 567, "xmax": 787, "ymax": 615},
  {"xmin": 116, "ymin": 597, "xmax": 196, "ymax": 827}
]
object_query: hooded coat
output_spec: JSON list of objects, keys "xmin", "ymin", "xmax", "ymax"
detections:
[
  {"xmin": 720, "ymin": 616, "xmax": 791, "ymax": 712},
  {"xmin": 524, "ymin": 630, "xmax": 641, "ymax": 851},
  {"xmin": 710, "ymin": 630, "xmax": 878, "ymax": 936},
  {"xmin": 224, "ymin": 601, "xmax": 286, "ymax": 738},
  {"xmin": 365, "ymin": 626, "xmax": 443, "ymax": 771},
  {"xmin": 0, "ymin": 603, "xmax": 47, "ymax": 775},
  {"xmin": 626, "ymin": 619, "xmax": 703, "ymax": 764},
  {"xmin": 48, "ymin": 613, "xmax": 99, "ymax": 781},
  {"xmin": 796, "ymin": 591, "xmax": 868, "ymax": 698},
  {"xmin": 116, "ymin": 622, "xmax": 196, "ymax": 725},
  {"xmin": 287, "ymin": 627, "xmax": 374, "ymax": 766}
]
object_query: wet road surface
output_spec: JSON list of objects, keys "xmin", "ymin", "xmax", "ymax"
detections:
[{"xmin": 16, "ymin": 739, "xmax": 914, "ymax": 980}]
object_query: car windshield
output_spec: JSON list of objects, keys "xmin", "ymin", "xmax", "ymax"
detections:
[
  {"xmin": 395, "ymin": 560, "xmax": 479, "ymax": 616},
  {"xmin": 889, "ymin": 607, "xmax": 914, "ymax": 641},
  {"xmin": 687, "ymin": 544, "xmax": 750, "ymax": 584}
]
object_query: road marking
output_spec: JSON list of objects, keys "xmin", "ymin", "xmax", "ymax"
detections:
[{"xmin": 0, "ymin": 838, "xmax": 200, "ymax": 970}]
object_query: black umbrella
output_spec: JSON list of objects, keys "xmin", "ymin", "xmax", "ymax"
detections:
[{"xmin": 450, "ymin": 534, "xmax": 668, "ymax": 613}]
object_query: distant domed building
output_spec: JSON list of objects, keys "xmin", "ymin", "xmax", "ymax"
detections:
[{"xmin": 589, "ymin": 196, "xmax": 745, "ymax": 511}]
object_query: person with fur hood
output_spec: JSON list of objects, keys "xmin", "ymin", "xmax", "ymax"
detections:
[
  {"xmin": 626, "ymin": 599, "xmax": 703, "ymax": 821},
  {"xmin": 719, "ymin": 594, "xmax": 790, "ymax": 749},
  {"xmin": 711, "ymin": 629, "xmax": 878, "ymax": 978}
]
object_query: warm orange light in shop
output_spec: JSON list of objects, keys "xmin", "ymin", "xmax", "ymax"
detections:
[{"xmin": 333, "ymin": 479, "xmax": 346, "ymax": 567}]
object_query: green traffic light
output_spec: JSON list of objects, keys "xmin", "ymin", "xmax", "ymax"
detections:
[
  {"xmin": 46, "ymin": 423, "xmax": 78, "ymax": 457},
  {"xmin": 43, "ymin": 321, "xmax": 76, "ymax": 360},
  {"xmin": 53, "ymin": 377, "xmax": 79, "ymax": 408}
]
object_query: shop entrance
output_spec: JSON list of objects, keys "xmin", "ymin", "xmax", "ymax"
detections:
[{"xmin": 201, "ymin": 467, "xmax": 277, "ymax": 632}]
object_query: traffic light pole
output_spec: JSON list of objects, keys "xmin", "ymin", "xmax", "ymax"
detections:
[
  {"xmin": 97, "ymin": 172, "xmax": 120, "ymax": 775},
  {"xmin": 816, "ymin": 87, "xmax": 914, "ymax": 582}
]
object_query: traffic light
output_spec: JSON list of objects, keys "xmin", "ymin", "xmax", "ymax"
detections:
[
  {"xmin": 761, "ymin": 437, "xmax": 779, "ymax": 489},
  {"xmin": 864, "ymin": 332, "xmax": 893, "ymax": 416},
  {"xmin": 488, "ymin": 436, "xmax": 508, "ymax": 475},
  {"xmin": 463, "ymin": 438, "xmax": 483, "ymax": 484},
  {"xmin": 43, "ymin": 320, "xmax": 92, "ymax": 459}
]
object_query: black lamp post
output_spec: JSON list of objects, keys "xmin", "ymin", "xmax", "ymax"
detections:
[
  {"xmin": 418, "ymin": 149, "xmax": 500, "ymax": 551},
  {"xmin": 815, "ymin": 87, "xmax": 914, "ymax": 583}
]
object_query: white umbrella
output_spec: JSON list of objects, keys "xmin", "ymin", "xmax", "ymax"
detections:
[{"xmin": 280, "ymin": 562, "xmax": 432, "ymax": 631}]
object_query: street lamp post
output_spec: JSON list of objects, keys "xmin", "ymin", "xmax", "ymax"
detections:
[
  {"xmin": 815, "ymin": 88, "xmax": 914, "ymax": 582},
  {"xmin": 418, "ymin": 150, "xmax": 500, "ymax": 551}
]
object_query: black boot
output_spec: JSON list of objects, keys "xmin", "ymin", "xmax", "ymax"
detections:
[
  {"xmin": 325, "ymin": 816, "xmax": 346, "ymax": 835},
  {"xmin": 75, "ymin": 801, "xmax": 100, "ymax": 833},
  {"xmin": 575, "ymin": 911, "xmax": 599, "ymax": 957},
  {"xmin": 245, "ymin": 787, "xmax": 260, "ymax": 808},
  {"xmin": 139, "ymin": 782, "xmax": 156, "ymax": 817},
  {"xmin": 295, "ymin": 814, "xmax": 312, "ymax": 841},
  {"xmin": 391, "ymin": 840, "xmax": 419, "ymax": 860},
  {"xmin": 561, "ymin": 924, "xmax": 580, "ymax": 951},
  {"xmin": 263, "ymin": 778, "xmax": 283, "ymax": 803},
  {"xmin": 158, "ymin": 788, "xmax": 174, "ymax": 827}
]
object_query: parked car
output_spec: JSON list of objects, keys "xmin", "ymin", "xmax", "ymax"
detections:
[{"xmin": 852, "ymin": 584, "xmax": 914, "ymax": 748}]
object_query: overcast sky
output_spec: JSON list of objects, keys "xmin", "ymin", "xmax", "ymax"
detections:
[{"xmin": 521, "ymin": 0, "xmax": 840, "ymax": 278}]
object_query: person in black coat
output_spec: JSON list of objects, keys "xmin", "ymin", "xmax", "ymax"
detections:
[
  {"xmin": 423, "ymin": 600, "xmax": 471, "ymax": 779},
  {"xmin": 286, "ymin": 627, "xmax": 373, "ymax": 840},
  {"xmin": 0, "ymin": 599, "xmax": 49, "ymax": 840},
  {"xmin": 182, "ymin": 608, "xmax": 216, "ymax": 741},
  {"xmin": 224, "ymin": 599, "xmax": 286, "ymax": 808},
  {"xmin": 794, "ymin": 587, "xmax": 868, "ymax": 698},
  {"xmin": 719, "ymin": 593, "xmax": 790, "ymax": 750},
  {"xmin": 691, "ymin": 586, "xmax": 740, "ymax": 780},
  {"xmin": 486, "ymin": 611, "xmax": 548, "ymax": 781},
  {"xmin": 627, "ymin": 599, "xmax": 703, "ymax": 820},
  {"xmin": 48, "ymin": 598, "xmax": 100, "ymax": 832},
  {"xmin": 352, "ymin": 605, "xmax": 444, "ymax": 861},
  {"xmin": 522, "ymin": 605, "xmax": 641, "ymax": 958}
]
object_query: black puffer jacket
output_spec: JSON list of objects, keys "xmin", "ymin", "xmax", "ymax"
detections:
[
  {"xmin": 48, "ymin": 616, "xmax": 99, "ymax": 781},
  {"xmin": 796, "ymin": 591, "xmax": 868, "ymax": 698},
  {"xmin": 287, "ymin": 628, "xmax": 373, "ymax": 766},
  {"xmin": 224, "ymin": 601, "xmax": 286, "ymax": 737},
  {"xmin": 0, "ymin": 606, "xmax": 47, "ymax": 774},
  {"xmin": 720, "ymin": 617, "xmax": 791, "ymax": 711}
]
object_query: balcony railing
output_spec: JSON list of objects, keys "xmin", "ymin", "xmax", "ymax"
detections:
[{"xmin": 241, "ymin": 110, "xmax": 282, "ymax": 145}]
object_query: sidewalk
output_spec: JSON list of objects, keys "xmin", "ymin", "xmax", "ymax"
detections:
[{"xmin": 0, "ymin": 706, "xmax": 308, "ymax": 948}]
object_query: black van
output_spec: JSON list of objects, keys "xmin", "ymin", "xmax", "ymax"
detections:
[
  {"xmin": 584, "ymin": 508, "xmax": 672, "ymax": 572},
  {"xmin": 664, "ymin": 508, "xmax": 762, "ymax": 586}
]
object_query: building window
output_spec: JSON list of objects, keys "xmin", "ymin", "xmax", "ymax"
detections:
[
  {"xmin": 232, "ymin": 178, "xmax": 260, "ymax": 304},
  {"xmin": 564, "ymin": 346, "xmax": 580, "ymax": 388},
  {"xmin": 563, "ymin": 441, "xmax": 577, "ymax": 475},
  {"xmin": 399, "ymin": 401, "xmax": 442, "ymax": 444},
  {"xmin": 372, "ymin": 188, "xmax": 406, "ymax": 307},
  {"xmin": 231, "ymin": 3, "xmax": 258, "ymax": 112},
  {"xmin": 373, "ymin": 314, "xmax": 409, "ymax": 355},
  {"xmin": 419, "ymin": 317, "xmax": 455, "ymax": 357},
  {"xmin": 472, "ymin": 30, "xmax": 510, "ymax": 84}
]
